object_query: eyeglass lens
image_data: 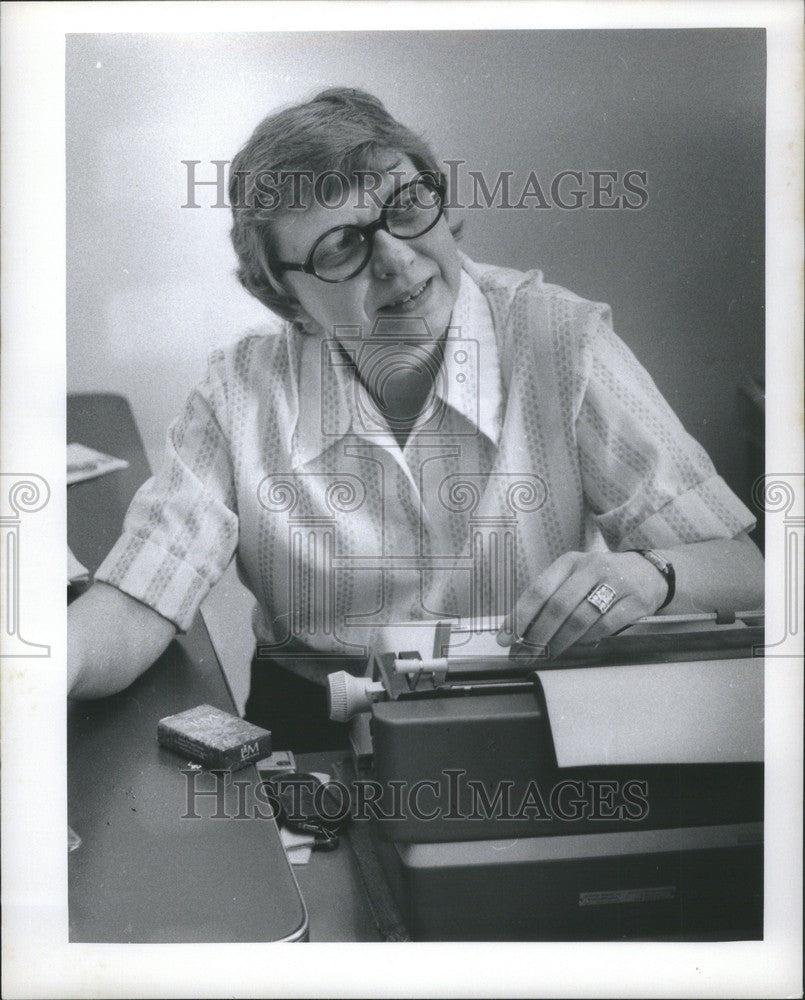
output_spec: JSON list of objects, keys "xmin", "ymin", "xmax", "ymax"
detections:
[{"xmin": 311, "ymin": 178, "xmax": 442, "ymax": 281}]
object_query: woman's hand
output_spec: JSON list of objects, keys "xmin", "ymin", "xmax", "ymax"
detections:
[{"xmin": 496, "ymin": 550, "xmax": 668, "ymax": 658}]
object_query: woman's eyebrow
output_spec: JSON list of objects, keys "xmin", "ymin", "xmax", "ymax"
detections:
[{"xmin": 375, "ymin": 158, "xmax": 406, "ymax": 195}]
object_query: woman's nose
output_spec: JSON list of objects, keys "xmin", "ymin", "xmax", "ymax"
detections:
[{"xmin": 370, "ymin": 229, "xmax": 416, "ymax": 278}]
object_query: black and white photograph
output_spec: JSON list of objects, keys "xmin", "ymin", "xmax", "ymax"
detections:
[{"xmin": 1, "ymin": 2, "xmax": 802, "ymax": 997}]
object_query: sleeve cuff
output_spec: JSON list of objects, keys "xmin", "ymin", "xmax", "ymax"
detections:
[
  {"xmin": 93, "ymin": 531, "xmax": 216, "ymax": 633},
  {"xmin": 617, "ymin": 475, "xmax": 757, "ymax": 550}
]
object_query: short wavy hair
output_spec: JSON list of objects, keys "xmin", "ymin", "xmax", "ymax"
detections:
[{"xmin": 229, "ymin": 87, "xmax": 454, "ymax": 322}]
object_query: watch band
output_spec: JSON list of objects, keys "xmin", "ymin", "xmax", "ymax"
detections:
[{"xmin": 628, "ymin": 549, "xmax": 676, "ymax": 610}]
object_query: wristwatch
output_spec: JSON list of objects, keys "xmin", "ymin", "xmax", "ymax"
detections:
[{"xmin": 627, "ymin": 549, "xmax": 676, "ymax": 610}]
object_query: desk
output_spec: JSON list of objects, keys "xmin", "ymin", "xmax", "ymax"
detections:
[{"xmin": 68, "ymin": 394, "xmax": 309, "ymax": 942}]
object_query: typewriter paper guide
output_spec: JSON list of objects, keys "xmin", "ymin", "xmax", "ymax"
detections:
[{"xmin": 443, "ymin": 618, "xmax": 764, "ymax": 768}]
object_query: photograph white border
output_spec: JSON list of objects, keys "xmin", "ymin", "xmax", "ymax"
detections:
[{"xmin": 1, "ymin": 2, "xmax": 802, "ymax": 997}]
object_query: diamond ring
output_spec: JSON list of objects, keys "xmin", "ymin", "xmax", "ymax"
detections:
[{"xmin": 586, "ymin": 583, "xmax": 618, "ymax": 614}]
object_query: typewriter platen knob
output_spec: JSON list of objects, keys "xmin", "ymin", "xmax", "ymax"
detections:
[{"xmin": 326, "ymin": 671, "xmax": 386, "ymax": 722}]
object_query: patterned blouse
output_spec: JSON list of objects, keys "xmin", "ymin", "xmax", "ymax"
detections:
[{"xmin": 95, "ymin": 255, "xmax": 755, "ymax": 682}]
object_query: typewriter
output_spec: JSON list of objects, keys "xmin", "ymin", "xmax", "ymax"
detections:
[{"xmin": 326, "ymin": 612, "xmax": 764, "ymax": 941}]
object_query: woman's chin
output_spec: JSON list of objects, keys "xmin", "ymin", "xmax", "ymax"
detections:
[{"xmin": 416, "ymin": 282, "xmax": 455, "ymax": 339}]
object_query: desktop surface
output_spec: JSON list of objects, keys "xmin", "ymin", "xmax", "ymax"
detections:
[{"xmin": 67, "ymin": 394, "xmax": 308, "ymax": 942}]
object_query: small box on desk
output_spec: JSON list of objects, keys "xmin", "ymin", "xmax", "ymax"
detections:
[{"xmin": 157, "ymin": 704, "xmax": 272, "ymax": 771}]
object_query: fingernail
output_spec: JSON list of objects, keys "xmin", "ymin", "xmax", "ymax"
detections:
[{"xmin": 496, "ymin": 631, "xmax": 511, "ymax": 647}]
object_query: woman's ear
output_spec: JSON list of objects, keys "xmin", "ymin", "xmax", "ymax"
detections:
[
  {"xmin": 289, "ymin": 305, "xmax": 322, "ymax": 334},
  {"xmin": 277, "ymin": 286, "xmax": 321, "ymax": 334},
  {"xmin": 252, "ymin": 234, "xmax": 313, "ymax": 329},
  {"xmin": 269, "ymin": 270, "xmax": 324, "ymax": 334},
  {"xmin": 291, "ymin": 307, "xmax": 325, "ymax": 336},
  {"xmin": 262, "ymin": 267, "xmax": 309, "ymax": 329}
]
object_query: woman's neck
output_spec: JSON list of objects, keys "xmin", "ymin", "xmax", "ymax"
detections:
[{"xmin": 354, "ymin": 334, "xmax": 447, "ymax": 449}]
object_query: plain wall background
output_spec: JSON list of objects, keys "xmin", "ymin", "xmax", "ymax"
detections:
[
  {"xmin": 66, "ymin": 31, "xmax": 765, "ymax": 706},
  {"xmin": 67, "ymin": 30, "xmax": 765, "ymax": 492}
]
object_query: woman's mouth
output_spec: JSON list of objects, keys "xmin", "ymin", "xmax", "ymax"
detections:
[{"xmin": 378, "ymin": 277, "xmax": 433, "ymax": 314}]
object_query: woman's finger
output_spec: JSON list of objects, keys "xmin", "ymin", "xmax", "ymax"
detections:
[
  {"xmin": 518, "ymin": 565, "xmax": 611, "ymax": 655},
  {"xmin": 549, "ymin": 594, "xmax": 644, "ymax": 655},
  {"xmin": 579, "ymin": 595, "xmax": 647, "ymax": 646},
  {"xmin": 497, "ymin": 552, "xmax": 580, "ymax": 647}
]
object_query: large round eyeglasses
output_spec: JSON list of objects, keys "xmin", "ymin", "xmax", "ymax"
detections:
[{"xmin": 273, "ymin": 176, "xmax": 446, "ymax": 284}]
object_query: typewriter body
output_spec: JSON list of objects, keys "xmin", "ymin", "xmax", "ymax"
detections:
[{"xmin": 327, "ymin": 614, "xmax": 764, "ymax": 941}]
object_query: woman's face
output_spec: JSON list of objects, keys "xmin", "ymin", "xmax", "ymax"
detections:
[{"xmin": 271, "ymin": 154, "xmax": 462, "ymax": 342}]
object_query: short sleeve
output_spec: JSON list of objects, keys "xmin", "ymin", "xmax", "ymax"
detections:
[
  {"xmin": 94, "ymin": 354, "xmax": 239, "ymax": 632},
  {"xmin": 575, "ymin": 313, "xmax": 756, "ymax": 550}
]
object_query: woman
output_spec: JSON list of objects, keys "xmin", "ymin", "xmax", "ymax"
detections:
[{"xmin": 68, "ymin": 88, "xmax": 763, "ymax": 750}]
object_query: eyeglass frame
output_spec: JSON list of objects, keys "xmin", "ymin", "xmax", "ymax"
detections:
[{"xmin": 271, "ymin": 175, "xmax": 447, "ymax": 284}]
